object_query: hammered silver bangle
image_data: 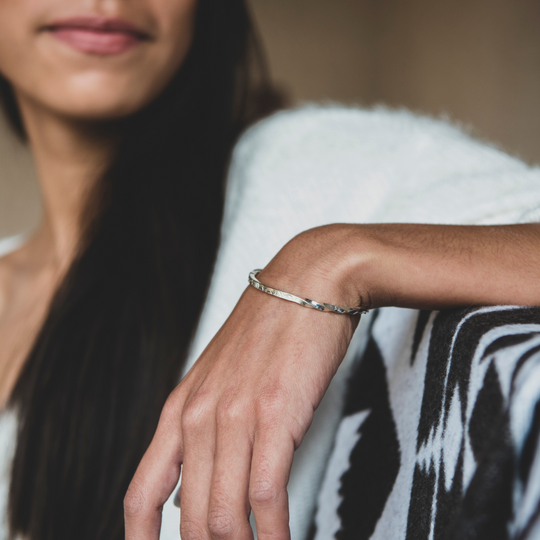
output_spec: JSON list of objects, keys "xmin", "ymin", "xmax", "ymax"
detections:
[{"xmin": 248, "ymin": 270, "xmax": 369, "ymax": 316}]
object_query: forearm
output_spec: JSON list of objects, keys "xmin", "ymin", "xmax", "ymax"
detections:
[{"xmin": 259, "ymin": 223, "xmax": 540, "ymax": 312}]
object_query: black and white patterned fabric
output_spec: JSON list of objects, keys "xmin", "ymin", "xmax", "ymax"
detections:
[{"xmin": 311, "ymin": 306, "xmax": 540, "ymax": 540}]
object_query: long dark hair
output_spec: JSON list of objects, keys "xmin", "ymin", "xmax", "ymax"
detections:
[{"xmin": 0, "ymin": 1, "xmax": 282, "ymax": 538}]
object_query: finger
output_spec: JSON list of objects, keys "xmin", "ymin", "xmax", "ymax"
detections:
[
  {"xmin": 124, "ymin": 395, "xmax": 185, "ymax": 540},
  {"xmin": 249, "ymin": 428, "xmax": 295, "ymax": 540},
  {"xmin": 179, "ymin": 396, "xmax": 217, "ymax": 540},
  {"xmin": 207, "ymin": 403, "xmax": 254, "ymax": 540}
]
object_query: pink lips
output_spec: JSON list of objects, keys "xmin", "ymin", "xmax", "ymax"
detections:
[{"xmin": 45, "ymin": 17, "xmax": 149, "ymax": 56}]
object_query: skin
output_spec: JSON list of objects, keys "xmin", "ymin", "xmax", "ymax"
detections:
[{"xmin": 0, "ymin": 1, "xmax": 539, "ymax": 540}]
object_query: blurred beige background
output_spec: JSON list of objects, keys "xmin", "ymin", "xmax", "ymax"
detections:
[{"xmin": 1, "ymin": 0, "xmax": 540, "ymax": 238}]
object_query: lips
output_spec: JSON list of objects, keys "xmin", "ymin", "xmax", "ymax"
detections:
[{"xmin": 44, "ymin": 17, "xmax": 150, "ymax": 56}]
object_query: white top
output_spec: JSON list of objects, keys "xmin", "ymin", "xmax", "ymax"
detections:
[{"xmin": 1, "ymin": 105, "xmax": 540, "ymax": 539}]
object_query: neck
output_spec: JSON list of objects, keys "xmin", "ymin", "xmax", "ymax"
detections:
[{"xmin": 16, "ymin": 94, "xmax": 116, "ymax": 269}]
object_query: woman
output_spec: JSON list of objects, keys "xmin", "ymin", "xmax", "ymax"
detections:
[{"xmin": 0, "ymin": 1, "xmax": 539, "ymax": 540}]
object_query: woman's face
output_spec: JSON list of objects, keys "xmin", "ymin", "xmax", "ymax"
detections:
[{"xmin": 0, "ymin": 0, "xmax": 197, "ymax": 120}]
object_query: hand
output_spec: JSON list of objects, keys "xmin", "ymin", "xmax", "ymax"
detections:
[{"xmin": 124, "ymin": 227, "xmax": 360, "ymax": 540}]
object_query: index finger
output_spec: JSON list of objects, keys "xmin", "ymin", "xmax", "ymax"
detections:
[{"xmin": 124, "ymin": 397, "xmax": 184, "ymax": 540}]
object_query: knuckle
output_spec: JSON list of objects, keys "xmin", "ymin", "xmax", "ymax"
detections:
[
  {"xmin": 182, "ymin": 395, "xmax": 211, "ymax": 431},
  {"xmin": 207, "ymin": 504, "xmax": 236, "ymax": 539},
  {"xmin": 168, "ymin": 383, "xmax": 185, "ymax": 405},
  {"xmin": 124, "ymin": 481, "xmax": 148, "ymax": 518},
  {"xmin": 249, "ymin": 476, "xmax": 280, "ymax": 507},
  {"xmin": 180, "ymin": 518, "xmax": 209, "ymax": 540},
  {"xmin": 216, "ymin": 396, "xmax": 245, "ymax": 425}
]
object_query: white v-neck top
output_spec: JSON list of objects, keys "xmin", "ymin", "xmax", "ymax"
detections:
[{"xmin": 2, "ymin": 105, "xmax": 540, "ymax": 539}]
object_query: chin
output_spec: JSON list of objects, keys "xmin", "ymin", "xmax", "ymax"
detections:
[{"xmin": 46, "ymin": 75, "xmax": 158, "ymax": 121}]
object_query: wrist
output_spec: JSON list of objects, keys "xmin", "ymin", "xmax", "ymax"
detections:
[{"xmin": 259, "ymin": 224, "xmax": 382, "ymax": 312}]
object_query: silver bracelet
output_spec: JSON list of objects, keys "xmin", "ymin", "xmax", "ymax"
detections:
[{"xmin": 248, "ymin": 269, "xmax": 369, "ymax": 316}]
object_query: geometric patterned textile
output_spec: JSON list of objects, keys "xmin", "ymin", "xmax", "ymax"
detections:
[{"xmin": 310, "ymin": 306, "xmax": 540, "ymax": 540}]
